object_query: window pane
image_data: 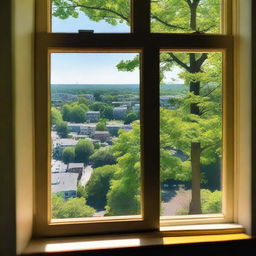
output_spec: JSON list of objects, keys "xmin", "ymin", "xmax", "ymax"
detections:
[
  {"xmin": 151, "ymin": 0, "xmax": 222, "ymax": 34},
  {"xmin": 51, "ymin": 0, "xmax": 131, "ymax": 33},
  {"xmin": 50, "ymin": 53, "xmax": 141, "ymax": 220},
  {"xmin": 160, "ymin": 51, "xmax": 223, "ymax": 216}
]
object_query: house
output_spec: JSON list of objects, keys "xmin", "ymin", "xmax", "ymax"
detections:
[
  {"xmin": 67, "ymin": 163, "xmax": 84, "ymax": 173},
  {"xmin": 86, "ymin": 111, "xmax": 100, "ymax": 123},
  {"xmin": 67, "ymin": 123, "xmax": 83, "ymax": 133},
  {"xmin": 51, "ymin": 172, "xmax": 79, "ymax": 199},
  {"xmin": 132, "ymin": 103, "xmax": 140, "ymax": 111},
  {"xmin": 93, "ymin": 131, "xmax": 110, "ymax": 142},
  {"xmin": 56, "ymin": 138, "xmax": 77, "ymax": 148},
  {"xmin": 80, "ymin": 123, "xmax": 96, "ymax": 136},
  {"xmin": 113, "ymin": 107, "xmax": 127, "ymax": 120},
  {"xmin": 107, "ymin": 123, "xmax": 124, "ymax": 136}
]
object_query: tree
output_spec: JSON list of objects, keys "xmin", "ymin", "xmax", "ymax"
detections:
[
  {"xmin": 56, "ymin": 121, "xmax": 69, "ymax": 138},
  {"xmin": 51, "ymin": 107, "xmax": 62, "ymax": 126},
  {"xmin": 86, "ymin": 165, "xmax": 117, "ymax": 210},
  {"xmin": 70, "ymin": 105, "xmax": 86, "ymax": 123},
  {"xmin": 89, "ymin": 146, "xmax": 116, "ymax": 168},
  {"xmin": 62, "ymin": 147, "xmax": 75, "ymax": 164},
  {"xmin": 106, "ymin": 122, "xmax": 141, "ymax": 216},
  {"xmin": 124, "ymin": 111, "xmax": 139, "ymax": 124},
  {"xmin": 53, "ymin": 0, "xmax": 223, "ymax": 214},
  {"xmin": 96, "ymin": 119, "xmax": 107, "ymax": 131},
  {"xmin": 75, "ymin": 139, "xmax": 94, "ymax": 164},
  {"xmin": 101, "ymin": 105, "xmax": 113, "ymax": 120},
  {"xmin": 52, "ymin": 194, "xmax": 95, "ymax": 219},
  {"xmin": 62, "ymin": 104, "xmax": 72, "ymax": 122}
]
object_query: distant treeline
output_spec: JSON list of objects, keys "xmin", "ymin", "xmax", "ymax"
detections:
[{"xmin": 51, "ymin": 84, "xmax": 188, "ymax": 96}]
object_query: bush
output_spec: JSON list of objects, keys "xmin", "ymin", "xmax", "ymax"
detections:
[{"xmin": 52, "ymin": 194, "xmax": 95, "ymax": 218}]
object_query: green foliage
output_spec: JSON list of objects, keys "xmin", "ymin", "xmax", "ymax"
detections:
[
  {"xmin": 96, "ymin": 119, "xmax": 107, "ymax": 131},
  {"xmin": 70, "ymin": 105, "xmax": 86, "ymax": 123},
  {"xmin": 89, "ymin": 146, "xmax": 116, "ymax": 168},
  {"xmin": 52, "ymin": 194, "xmax": 95, "ymax": 218},
  {"xmin": 86, "ymin": 165, "xmax": 117, "ymax": 210},
  {"xmin": 106, "ymin": 122, "xmax": 141, "ymax": 215},
  {"xmin": 62, "ymin": 103, "xmax": 87, "ymax": 123},
  {"xmin": 62, "ymin": 147, "xmax": 75, "ymax": 164},
  {"xmin": 77, "ymin": 185, "xmax": 88, "ymax": 199},
  {"xmin": 52, "ymin": 0, "xmax": 131, "ymax": 25},
  {"xmin": 124, "ymin": 111, "xmax": 139, "ymax": 124},
  {"xmin": 51, "ymin": 107, "xmax": 62, "ymax": 125},
  {"xmin": 75, "ymin": 139, "xmax": 94, "ymax": 164},
  {"xmin": 56, "ymin": 121, "xmax": 69, "ymax": 138},
  {"xmin": 90, "ymin": 102, "xmax": 113, "ymax": 120},
  {"xmin": 201, "ymin": 189, "xmax": 222, "ymax": 213},
  {"xmin": 151, "ymin": 0, "xmax": 221, "ymax": 33}
]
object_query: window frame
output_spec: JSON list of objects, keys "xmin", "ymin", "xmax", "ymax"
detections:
[{"xmin": 34, "ymin": 0, "xmax": 235, "ymax": 237}]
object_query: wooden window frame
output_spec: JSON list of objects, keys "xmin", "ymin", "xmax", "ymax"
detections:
[{"xmin": 34, "ymin": 0, "xmax": 234, "ymax": 237}]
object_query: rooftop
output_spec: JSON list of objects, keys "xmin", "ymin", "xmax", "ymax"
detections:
[{"xmin": 51, "ymin": 172, "xmax": 79, "ymax": 193}]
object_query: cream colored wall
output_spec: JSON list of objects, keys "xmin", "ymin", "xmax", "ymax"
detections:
[
  {"xmin": 234, "ymin": 0, "xmax": 252, "ymax": 234},
  {"xmin": 14, "ymin": 0, "xmax": 35, "ymax": 254}
]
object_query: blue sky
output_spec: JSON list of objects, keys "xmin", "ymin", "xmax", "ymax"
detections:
[{"xmin": 51, "ymin": 11, "xmax": 183, "ymax": 84}]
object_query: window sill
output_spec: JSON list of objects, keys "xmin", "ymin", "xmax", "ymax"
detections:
[{"xmin": 22, "ymin": 224, "xmax": 250, "ymax": 255}]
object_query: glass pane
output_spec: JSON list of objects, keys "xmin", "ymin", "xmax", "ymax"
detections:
[
  {"xmin": 151, "ymin": 0, "xmax": 222, "ymax": 34},
  {"xmin": 50, "ymin": 53, "xmax": 141, "ymax": 220},
  {"xmin": 51, "ymin": 0, "xmax": 131, "ymax": 33},
  {"xmin": 160, "ymin": 51, "xmax": 223, "ymax": 216}
]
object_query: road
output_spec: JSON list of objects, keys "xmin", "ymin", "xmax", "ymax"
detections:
[{"xmin": 79, "ymin": 165, "xmax": 93, "ymax": 186}]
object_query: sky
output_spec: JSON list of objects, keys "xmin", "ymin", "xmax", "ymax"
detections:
[{"xmin": 51, "ymin": 10, "xmax": 183, "ymax": 84}]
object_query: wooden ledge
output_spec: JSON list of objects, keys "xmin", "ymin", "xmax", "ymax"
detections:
[{"xmin": 22, "ymin": 224, "xmax": 251, "ymax": 255}]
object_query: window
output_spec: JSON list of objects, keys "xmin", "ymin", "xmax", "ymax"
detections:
[{"xmin": 35, "ymin": 0, "xmax": 234, "ymax": 237}]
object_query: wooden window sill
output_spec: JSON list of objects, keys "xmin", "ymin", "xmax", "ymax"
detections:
[{"xmin": 22, "ymin": 224, "xmax": 251, "ymax": 255}]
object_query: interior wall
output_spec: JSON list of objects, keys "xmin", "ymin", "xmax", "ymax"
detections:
[
  {"xmin": 0, "ymin": 0, "xmax": 16, "ymax": 255},
  {"xmin": 14, "ymin": 0, "xmax": 35, "ymax": 254},
  {"xmin": 235, "ymin": 0, "xmax": 252, "ymax": 234}
]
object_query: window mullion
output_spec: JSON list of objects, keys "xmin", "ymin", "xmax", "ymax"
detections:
[
  {"xmin": 141, "ymin": 46, "xmax": 160, "ymax": 229},
  {"xmin": 132, "ymin": 0, "xmax": 151, "ymax": 35}
]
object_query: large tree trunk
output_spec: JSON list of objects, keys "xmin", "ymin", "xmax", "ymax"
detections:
[
  {"xmin": 189, "ymin": 53, "xmax": 202, "ymax": 214},
  {"xmin": 189, "ymin": 142, "xmax": 202, "ymax": 214}
]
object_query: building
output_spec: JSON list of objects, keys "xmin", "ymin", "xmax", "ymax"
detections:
[
  {"xmin": 67, "ymin": 123, "xmax": 82, "ymax": 134},
  {"xmin": 113, "ymin": 107, "xmax": 127, "ymax": 120},
  {"xmin": 80, "ymin": 123, "xmax": 96, "ymax": 136},
  {"xmin": 86, "ymin": 111, "xmax": 100, "ymax": 123},
  {"xmin": 67, "ymin": 163, "xmax": 84, "ymax": 173},
  {"xmin": 56, "ymin": 138, "xmax": 77, "ymax": 148},
  {"xmin": 51, "ymin": 160, "xmax": 67, "ymax": 173},
  {"xmin": 132, "ymin": 103, "xmax": 140, "ymax": 111},
  {"xmin": 107, "ymin": 123, "xmax": 124, "ymax": 136},
  {"xmin": 51, "ymin": 172, "xmax": 79, "ymax": 199},
  {"xmin": 93, "ymin": 131, "xmax": 110, "ymax": 142}
]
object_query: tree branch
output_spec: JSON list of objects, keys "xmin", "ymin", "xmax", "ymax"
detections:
[
  {"xmin": 196, "ymin": 53, "xmax": 208, "ymax": 69},
  {"xmin": 185, "ymin": 0, "xmax": 192, "ymax": 7},
  {"xmin": 202, "ymin": 86, "xmax": 219, "ymax": 97},
  {"xmin": 200, "ymin": 141, "xmax": 219, "ymax": 152},
  {"xmin": 168, "ymin": 53, "xmax": 191, "ymax": 72},
  {"xmin": 53, "ymin": 0, "xmax": 129, "ymax": 22},
  {"xmin": 151, "ymin": 15, "xmax": 188, "ymax": 31}
]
